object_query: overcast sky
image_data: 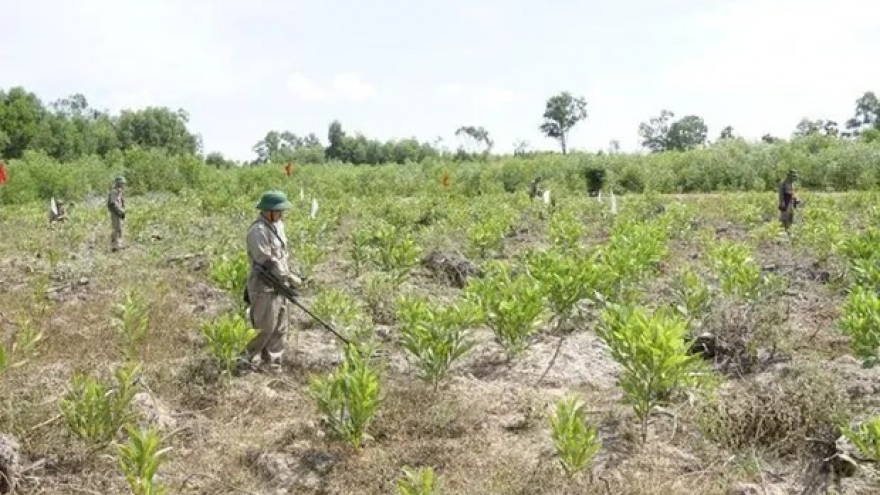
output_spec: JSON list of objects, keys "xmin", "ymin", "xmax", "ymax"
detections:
[{"xmin": 2, "ymin": 0, "xmax": 879, "ymax": 161}]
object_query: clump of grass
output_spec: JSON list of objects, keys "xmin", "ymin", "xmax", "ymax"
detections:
[{"xmin": 698, "ymin": 365, "xmax": 850, "ymax": 458}]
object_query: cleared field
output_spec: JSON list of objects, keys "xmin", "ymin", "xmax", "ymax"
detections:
[{"xmin": 1, "ymin": 181, "xmax": 880, "ymax": 495}]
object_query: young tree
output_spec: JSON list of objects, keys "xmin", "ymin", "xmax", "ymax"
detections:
[
  {"xmin": 637, "ymin": 109, "xmax": 675, "ymax": 153},
  {"xmin": 638, "ymin": 110, "xmax": 707, "ymax": 152},
  {"xmin": 539, "ymin": 92, "xmax": 588, "ymax": 154},
  {"xmin": 454, "ymin": 125, "xmax": 493, "ymax": 156}
]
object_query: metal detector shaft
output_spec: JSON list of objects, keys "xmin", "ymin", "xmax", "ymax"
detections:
[{"xmin": 253, "ymin": 264, "xmax": 352, "ymax": 346}]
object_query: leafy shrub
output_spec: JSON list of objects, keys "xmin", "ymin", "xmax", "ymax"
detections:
[
  {"xmin": 599, "ymin": 304, "xmax": 712, "ymax": 441},
  {"xmin": 60, "ymin": 362, "xmax": 142, "ymax": 446},
  {"xmin": 117, "ymin": 424, "xmax": 172, "ymax": 495},
  {"xmin": 550, "ymin": 394, "xmax": 602, "ymax": 479},
  {"xmin": 837, "ymin": 286, "xmax": 880, "ymax": 368},
  {"xmin": 113, "ymin": 290, "xmax": 150, "ymax": 359},
  {"xmin": 840, "ymin": 417, "xmax": 880, "ymax": 463},
  {"xmin": 201, "ymin": 312, "xmax": 258, "ymax": 376},
  {"xmin": 395, "ymin": 295, "xmax": 477, "ymax": 390},
  {"xmin": 465, "ymin": 261, "xmax": 548, "ymax": 359},
  {"xmin": 208, "ymin": 251, "xmax": 249, "ymax": 303},
  {"xmin": 524, "ymin": 248, "xmax": 604, "ymax": 330},
  {"xmin": 310, "ymin": 342, "xmax": 382, "ymax": 451},
  {"xmin": 396, "ymin": 466, "xmax": 441, "ymax": 495}
]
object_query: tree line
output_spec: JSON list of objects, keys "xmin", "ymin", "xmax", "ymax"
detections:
[{"xmin": 2, "ymin": 85, "xmax": 879, "ymax": 168}]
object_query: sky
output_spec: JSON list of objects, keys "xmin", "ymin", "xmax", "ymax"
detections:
[{"xmin": 2, "ymin": 0, "xmax": 879, "ymax": 162}]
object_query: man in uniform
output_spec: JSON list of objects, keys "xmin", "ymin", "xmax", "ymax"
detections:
[
  {"xmin": 244, "ymin": 190, "xmax": 302, "ymax": 372},
  {"xmin": 778, "ymin": 169, "xmax": 799, "ymax": 232},
  {"xmin": 528, "ymin": 175, "xmax": 544, "ymax": 200},
  {"xmin": 107, "ymin": 175, "xmax": 127, "ymax": 251}
]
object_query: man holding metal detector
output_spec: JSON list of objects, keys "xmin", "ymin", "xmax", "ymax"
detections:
[
  {"xmin": 243, "ymin": 190, "xmax": 351, "ymax": 373},
  {"xmin": 243, "ymin": 190, "xmax": 303, "ymax": 372}
]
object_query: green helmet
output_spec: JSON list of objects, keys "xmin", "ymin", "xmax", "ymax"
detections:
[
  {"xmin": 114, "ymin": 175, "xmax": 127, "ymax": 185},
  {"xmin": 256, "ymin": 190, "xmax": 292, "ymax": 211},
  {"xmin": 787, "ymin": 169, "xmax": 798, "ymax": 178}
]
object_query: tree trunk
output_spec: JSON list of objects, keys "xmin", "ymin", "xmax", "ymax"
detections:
[{"xmin": 560, "ymin": 133, "xmax": 567, "ymax": 155}]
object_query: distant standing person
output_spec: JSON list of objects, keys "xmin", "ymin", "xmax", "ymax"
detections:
[
  {"xmin": 528, "ymin": 175, "xmax": 544, "ymax": 200},
  {"xmin": 778, "ymin": 169, "xmax": 799, "ymax": 232},
  {"xmin": 107, "ymin": 175, "xmax": 127, "ymax": 251}
]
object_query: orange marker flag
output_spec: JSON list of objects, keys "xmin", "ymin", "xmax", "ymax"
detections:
[
  {"xmin": 441, "ymin": 174, "xmax": 450, "ymax": 189},
  {"xmin": 284, "ymin": 162, "xmax": 293, "ymax": 177}
]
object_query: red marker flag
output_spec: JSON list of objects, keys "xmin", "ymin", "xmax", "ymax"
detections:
[{"xmin": 0, "ymin": 162, "xmax": 8, "ymax": 185}]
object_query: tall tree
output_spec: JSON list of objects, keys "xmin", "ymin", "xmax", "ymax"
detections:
[
  {"xmin": 844, "ymin": 91, "xmax": 880, "ymax": 137},
  {"xmin": 539, "ymin": 92, "xmax": 587, "ymax": 154},
  {"xmin": 638, "ymin": 110, "xmax": 707, "ymax": 152},
  {"xmin": 666, "ymin": 115, "xmax": 708, "ymax": 151},
  {"xmin": 454, "ymin": 125, "xmax": 493, "ymax": 156},
  {"xmin": 718, "ymin": 126, "xmax": 735, "ymax": 140},
  {"xmin": 0, "ymin": 87, "xmax": 46, "ymax": 159},
  {"xmin": 637, "ymin": 110, "xmax": 675, "ymax": 152},
  {"xmin": 115, "ymin": 107, "xmax": 201, "ymax": 155},
  {"xmin": 794, "ymin": 118, "xmax": 839, "ymax": 138}
]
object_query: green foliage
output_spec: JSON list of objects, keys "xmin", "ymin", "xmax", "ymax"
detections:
[
  {"xmin": 310, "ymin": 288, "xmax": 374, "ymax": 343},
  {"xmin": 396, "ymin": 466, "xmax": 442, "ymax": 495},
  {"xmin": 309, "ymin": 342, "xmax": 382, "ymax": 451},
  {"xmin": 201, "ymin": 312, "xmax": 258, "ymax": 376},
  {"xmin": 59, "ymin": 362, "xmax": 141, "ymax": 446},
  {"xmin": 395, "ymin": 295, "xmax": 478, "ymax": 389},
  {"xmin": 599, "ymin": 304, "xmax": 711, "ymax": 442},
  {"xmin": 838, "ymin": 228, "xmax": 880, "ymax": 291},
  {"xmin": 465, "ymin": 261, "xmax": 548, "ymax": 360},
  {"xmin": 547, "ymin": 208, "xmax": 585, "ymax": 251},
  {"xmin": 0, "ymin": 318, "xmax": 43, "ymax": 373},
  {"xmin": 524, "ymin": 248, "xmax": 604, "ymax": 329},
  {"xmin": 466, "ymin": 206, "xmax": 516, "ymax": 259},
  {"xmin": 599, "ymin": 215, "xmax": 671, "ymax": 298},
  {"xmin": 707, "ymin": 241, "xmax": 765, "ymax": 300},
  {"xmin": 837, "ymin": 286, "xmax": 880, "ymax": 367},
  {"xmin": 540, "ymin": 92, "xmax": 588, "ymax": 154},
  {"xmin": 117, "ymin": 424, "xmax": 172, "ymax": 495},
  {"xmin": 113, "ymin": 290, "xmax": 150, "ymax": 358},
  {"xmin": 363, "ymin": 222, "xmax": 422, "ymax": 283},
  {"xmin": 549, "ymin": 394, "xmax": 602, "ymax": 479},
  {"xmin": 209, "ymin": 251, "xmax": 249, "ymax": 302},
  {"xmin": 841, "ymin": 417, "xmax": 880, "ymax": 463},
  {"xmin": 671, "ymin": 266, "xmax": 713, "ymax": 324}
]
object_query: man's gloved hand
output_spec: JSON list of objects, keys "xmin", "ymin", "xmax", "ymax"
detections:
[{"xmin": 284, "ymin": 273, "xmax": 302, "ymax": 288}]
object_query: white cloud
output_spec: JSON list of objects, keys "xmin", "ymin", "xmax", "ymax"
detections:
[
  {"xmin": 437, "ymin": 83, "xmax": 522, "ymax": 107},
  {"xmin": 286, "ymin": 73, "xmax": 329, "ymax": 102},
  {"xmin": 477, "ymin": 87, "xmax": 521, "ymax": 106},
  {"xmin": 439, "ymin": 83, "xmax": 466, "ymax": 97},
  {"xmin": 330, "ymin": 73, "xmax": 377, "ymax": 101},
  {"xmin": 457, "ymin": 3, "xmax": 500, "ymax": 22},
  {"xmin": 286, "ymin": 72, "xmax": 377, "ymax": 102},
  {"xmin": 657, "ymin": 0, "xmax": 880, "ymax": 137}
]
